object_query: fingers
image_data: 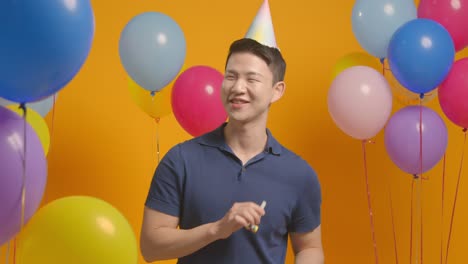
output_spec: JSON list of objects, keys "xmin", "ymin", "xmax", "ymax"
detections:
[
  {"xmin": 231, "ymin": 202, "xmax": 265, "ymax": 227},
  {"xmin": 234, "ymin": 214, "xmax": 249, "ymax": 227},
  {"xmin": 249, "ymin": 202, "xmax": 266, "ymax": 218},
  {"xmin": 248, "ymin": 201, "xmax": 266, "ymax": 233},
  {"xmin": 214, "ymin": 201, "xmax": 267, "ymax": 239}
]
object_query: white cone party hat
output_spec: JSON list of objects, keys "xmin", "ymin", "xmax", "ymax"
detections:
[{"xmin": 244, "ymin": 0, "xmax": 278, "ymax": 48}]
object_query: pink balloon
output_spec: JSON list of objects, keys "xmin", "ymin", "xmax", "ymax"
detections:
[
  {"xmin": 328, "ymin": 66, "xmax": 393, "ymax": 140},
  {"xmin": 438, "ymin": 58, "xmax": 468, "ymax": 128},
  {"xmin": 418, "ymin": 0, "xmax": 468, "ymax": 51},
  {"xmin": 171, "ymin": 65, "xmax": 227, "ymax": 137}
]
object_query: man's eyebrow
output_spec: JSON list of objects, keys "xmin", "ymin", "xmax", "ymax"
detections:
[
  {"xmin": 225, "ymin": 70, "xmax": 237, "ymax": 74},
  {"xmin": 225, "ymin": 70, "xmax": 264, "ymax": 78},
  {"xmin": 246, "ymin": 71, "xmax": 263, "ymax": 77}
]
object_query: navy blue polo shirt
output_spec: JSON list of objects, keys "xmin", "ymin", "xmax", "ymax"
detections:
[{"xmin": 145, "ymin": 123, "xmax": 321, "ymax": 264}]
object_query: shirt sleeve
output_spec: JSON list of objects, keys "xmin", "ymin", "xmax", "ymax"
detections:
[
  {"xmin": 145, "ymin": 144, "xmax": 184, "ymax": 217},
  {"xmin": 288, "ymin": 165, "xmax": 322, "ymax": 233}
]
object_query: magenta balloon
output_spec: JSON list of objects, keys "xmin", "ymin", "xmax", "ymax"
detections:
[
  {"xmin": 418, "ymin": 0, "xmax": 468, "ymax": 51},
  {"xmin": 438, "ymin": 58, "xmax": 468, "ymax": 129},
  {"xmin": 384, "ymin": 106, "xmax": 447, "ymax": 175},
  {"xmin": 0, "ymin": 106, "xmax": 47, "ymax": 245},
  {"xmin": 171, "ymin": 66, "xmax": 227, "ymax": 137}
]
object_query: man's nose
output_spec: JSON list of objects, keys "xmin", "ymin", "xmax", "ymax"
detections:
[{"xmin": 231, "ymin": 79, "xmax": 246, "ymax": 93}]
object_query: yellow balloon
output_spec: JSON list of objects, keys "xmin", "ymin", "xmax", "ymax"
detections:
[
  {"xmin": 332, "ymin": 52, "xmax": 382, "ymax": 79},
  {"xmin": 128, "ymin": 77, "xmax": 173, "ymax": 120},
  {"xmin": 7, "ymin": 106, "xmax": 50, "ymax": 155},
  {"xmin": 18, "ymin": 196, "xmax": 137, "ymax": 264}
]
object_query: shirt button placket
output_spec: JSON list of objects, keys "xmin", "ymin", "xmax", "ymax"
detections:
[{"xmin": 238, "ymin": 166, "xmax": 246, "ymax": 181}]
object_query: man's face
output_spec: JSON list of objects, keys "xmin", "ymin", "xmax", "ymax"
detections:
[{"xmin": 221, "ymin": 52, "xmax": 283, "ymax": 124}]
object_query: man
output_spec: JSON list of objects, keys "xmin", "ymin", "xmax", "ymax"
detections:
[{"xmin": 141, "ymin": 38, "xmax": 323, "ymax": 263}]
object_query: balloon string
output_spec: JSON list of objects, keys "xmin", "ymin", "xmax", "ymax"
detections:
[
  {"xmin": 419, "ymin": 102, "xmax": 423, "ymax": 182},
  {"xmin": 155, "ymin": 118, "xmax": 160, "ymax": 164},
  {"xmin": 381, "ymin": 60, "xmax": 385, "ymax": 76},
  {"xmin": 5, "ymin": 241, "xmax": 10, "ymax": 263},
  {"xmin": 362, "ymin": 140, "xmax": 378, "ymax": 264},
  {"xmin": 418, "ymin": 100, "xmax": 429, "ymax": 181},
  {"xmin": 410, "ymin": 176, "xmax": 416, "ymax": 264},
  {"xmin": 420, "ymin": 179, "xmax": 424, "ymax": 264},
  {"xmin": 380, "ymin": 59, "xmax": 391, "ymax": 72},
  {"xmin": 19, "ymin": 104, "xmax": 27, "ymax": 230},
  {"xmin": 419, "ymin": 99, "xmax": 424, "ymax": 264},
  {"xmin": 12, "ymin": 239, "xmax": 16, "ymax": 264},
  {"xmin": 49, "ymin": 94, "xmax": 57, "ymax": 155},
  {"xmin": 445, "ymin": 128, "xmax": 467, "ymax": 264},
  {"xmin": 440, "ymin": 153, "xmax": 447, "ymax": 264},
  {"xmin": 17, "ymin": 104, "xmax": 28, "ymax": 264},
  {"xmin": 386, "ymin": 173, "xmax": 399, "ymax": 264}
]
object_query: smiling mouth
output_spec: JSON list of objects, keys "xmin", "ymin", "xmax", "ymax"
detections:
[
  {"xmin": 229, "ymin": 99, "xmax": 249, "ymax": 109},
  {"xmin": 230, "ymin": 99, "xmax": 248, "ymax": 104}
]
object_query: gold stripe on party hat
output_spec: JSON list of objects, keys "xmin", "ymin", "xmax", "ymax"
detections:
[{"xmin": 245, "ymin": 0, "xmax": 278, "ymax": 48}]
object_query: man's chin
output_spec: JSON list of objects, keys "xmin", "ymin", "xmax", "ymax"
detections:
[{"xmin": 227, "ymin": 115, "xmax": 255, "ymax": 125}]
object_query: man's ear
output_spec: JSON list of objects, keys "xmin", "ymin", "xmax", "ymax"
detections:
[{"xmin": 271, "ymin": 81, "xmax": 286, "ymax": 103}]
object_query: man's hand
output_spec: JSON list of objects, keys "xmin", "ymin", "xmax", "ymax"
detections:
[{"xmin": 212, "ymin": 202, "xmax": 266, "ymax": 239}]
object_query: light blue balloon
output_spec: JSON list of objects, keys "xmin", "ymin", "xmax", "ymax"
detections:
[
  {"xmin": 0, "ymin": 94, "xmax": 56, "ymax": 117},
  {"xmin": 119, "ymin": 12, "xmax": 186, "ymax": 92},
  {"xmin": 352, "ymin": 0, "xmax": 417, "ymax": 59},
  {"xmin": 28, "ymin": 95, "xmax": 57, "ymax": 117},
  {"xmin": 0, "ymin": 97, "xmax": 11, "ymax": 107}
]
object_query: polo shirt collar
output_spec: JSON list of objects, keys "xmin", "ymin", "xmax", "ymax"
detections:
[{"xmin": 197, "ymin": 122, "xmax": 282, "ymax": 155}]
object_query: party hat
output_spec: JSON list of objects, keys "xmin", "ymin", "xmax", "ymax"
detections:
[{"xmin": 245, "ymin": 0, "xmax": 278, "ymax": 48}]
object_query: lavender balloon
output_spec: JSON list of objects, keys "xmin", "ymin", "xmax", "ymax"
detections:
[
  {"xmin": 384, "ymin": 106, "xmax": 447, "ymax": 175},
  {"xmin": 0, "ymin": 106, "xmax": 47, "ymax": 245}
]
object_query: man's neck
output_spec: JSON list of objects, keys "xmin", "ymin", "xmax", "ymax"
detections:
[{"xmin": 224, "ymin": 120, "xmax": 268, "ymax": 164}]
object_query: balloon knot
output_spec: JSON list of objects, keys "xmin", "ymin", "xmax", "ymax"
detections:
[
  {"xmin": 463, "ymin": 128, "xmax": 467, "ymax": 133},
  {"xmin": 419, "ymin": 93, "xmax": 425, "ymax": 99},
  {"xmin": 412, "ymin": 174, "xmax": 419, "ymax": 179},
  {"xmin": 379, "ymin": 58, "xmax": 385, "ymax": 64},
  {"xmin": 18, "ymin": 103, "xmax": 27, "ymax": 116},
  {"xmin": 150, "ymin": 91, "xmax": 156, "ymax": 97}
]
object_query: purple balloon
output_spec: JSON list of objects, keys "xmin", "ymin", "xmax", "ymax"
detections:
[
  {"xmin": 0, "ymin": 106, "xmax": 47, "ymax": 245},
  {"xmin": 385, "ymin": 106, "xmax": 447, "ymax": 175}
]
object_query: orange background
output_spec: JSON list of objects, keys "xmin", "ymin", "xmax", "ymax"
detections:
[{"xmin": 3, "ymin": 0, "xmax": 468, "ymax": 263}]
